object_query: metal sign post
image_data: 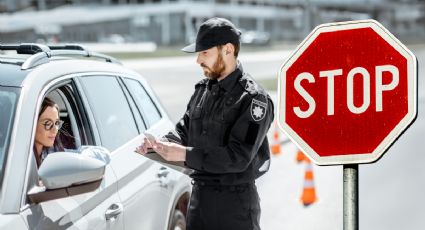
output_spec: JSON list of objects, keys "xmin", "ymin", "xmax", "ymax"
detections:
[{"xmin": 343, "ymin": 164, "xmax": 358, "ymax": 230}]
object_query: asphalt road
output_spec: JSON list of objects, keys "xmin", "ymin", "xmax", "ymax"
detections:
[{"xmin": 123, "ymin": 44, "xmax": 425, "ymax": 230}]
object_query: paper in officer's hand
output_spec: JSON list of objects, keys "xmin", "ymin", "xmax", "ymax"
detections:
[
  {"xmin": 144, "ymin": 132, "xmax": 157, "ymax": 146},
  {"xmin": 134, "ymin": 134, "xmax": 193, "ymax": 175},
  {"xmin": 134, "ymin": 131, "xmax": 156, "ymax": 154}
]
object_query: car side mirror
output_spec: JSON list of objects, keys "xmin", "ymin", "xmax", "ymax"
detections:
[{"xmin": 27, "ymin": 151, "xmax": 106, "ymax": 204}]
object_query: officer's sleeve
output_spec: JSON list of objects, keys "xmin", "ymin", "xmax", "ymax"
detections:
[
  {"xmin": 185, "ymin": 94, "xmax": 274, "ymax": 173},
  {"xmin": 162, "ymin": 94, "xmax": 194, "ymax": 145},
  {"xmin": 163, "ymin": 111, "xmax": 189, "ymax": 145}
]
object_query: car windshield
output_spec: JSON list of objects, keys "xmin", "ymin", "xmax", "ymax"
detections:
[{"xmin": 0, "ymin": 86, "xmax": 19, "ymax": 186}]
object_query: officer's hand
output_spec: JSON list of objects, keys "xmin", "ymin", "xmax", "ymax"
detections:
[
  {"xmin": 152, "ymin": 141, "xmax": 186, "ymax": 162},
  {"xmin": 135, "ymin": 137, "xmax": 154, "ymax": 155}
]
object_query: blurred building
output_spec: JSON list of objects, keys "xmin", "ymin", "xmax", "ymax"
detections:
[{"xmin": 0, "ymin": 0, "xmax": 424, "ymax": 45}]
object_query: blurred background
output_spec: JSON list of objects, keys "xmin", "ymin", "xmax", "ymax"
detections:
[
  {"xmin": 0, "ymin": 0, "xmax": 424, "ymax": 46},
  {"xmin": 1, "ymin": 1, "xmax": 424, "ymax": 230}
]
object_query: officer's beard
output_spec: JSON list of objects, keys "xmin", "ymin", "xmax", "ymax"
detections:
[{"xmin": 201, "ymin": 53, "xmax": 226, "ymax": 80}]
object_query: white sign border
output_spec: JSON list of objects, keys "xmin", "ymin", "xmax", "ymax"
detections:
[{"xmin": 277, "ymin": 19, "xmax": 418, "ymax": 165}]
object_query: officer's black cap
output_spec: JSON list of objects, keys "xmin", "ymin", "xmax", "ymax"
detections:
[{"xmin": 182, "ymin": 17, "xmax": 241, "ymax": 53}]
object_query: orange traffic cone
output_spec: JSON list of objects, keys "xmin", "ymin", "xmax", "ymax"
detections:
[
  {"xmin": 300, "ymin": 161, "xmax": 317, "ymax": 206},
  {"xmin": 295, "ymin": 149, "xmax": 308, "ymax": 163},
  {"xmin": 270, "ymin": 122, "xmax": 281, "ymax": 155}
]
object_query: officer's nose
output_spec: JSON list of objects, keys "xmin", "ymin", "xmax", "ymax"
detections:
[{"xmin": 196, "ymin": 53, "xmax": 202, "ymax": 65}]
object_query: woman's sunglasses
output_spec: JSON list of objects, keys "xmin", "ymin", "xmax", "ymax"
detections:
[{"xmin": 40, "ymin": 120, "xmax": 64, "ymax": 131}]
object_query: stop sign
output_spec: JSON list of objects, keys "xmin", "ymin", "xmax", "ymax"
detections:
[{"xmin": 278, "ymin": 20, "xmax": 417, "ymax": 165}]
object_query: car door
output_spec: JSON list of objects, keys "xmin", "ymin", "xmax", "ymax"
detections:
[
  {"xmin": 77, "ymin": 74, "xmax": 174, "ymax": 230},
  {"xmin": 19, "ymin": 79, "xmax": 124, "ymax": 230}
]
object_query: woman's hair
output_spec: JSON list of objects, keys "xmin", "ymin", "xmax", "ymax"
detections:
[
  {"xmin": 36, "ymin": 97, "xmax": 64, "ymax": 153},
  {"xmin": 38, "ymin": 97, "xmax": 59, "ymax": 117}
]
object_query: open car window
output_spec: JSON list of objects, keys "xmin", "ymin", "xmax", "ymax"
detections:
[{"xmin": 46, "ymin": 82, "xmax": 94, "ymax": 150}]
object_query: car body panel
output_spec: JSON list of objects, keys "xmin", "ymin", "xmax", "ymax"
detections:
[{"xmin": 0, "ymin": 214, "xmax": 27, "ymax": 229}]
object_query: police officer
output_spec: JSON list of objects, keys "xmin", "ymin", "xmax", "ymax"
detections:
[{"xmin": 141, "ymin": 17, "xmax": 274, "ymax": 230}]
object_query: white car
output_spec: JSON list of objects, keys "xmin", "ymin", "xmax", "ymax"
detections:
[{"xmin": 0, "ymin": 44, "xmax": 191, "ymax": 229}]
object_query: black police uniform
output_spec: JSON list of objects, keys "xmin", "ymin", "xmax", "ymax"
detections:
[{"xmin": 165, "ymin": 63, "xmax": 274, "ymax": 230}]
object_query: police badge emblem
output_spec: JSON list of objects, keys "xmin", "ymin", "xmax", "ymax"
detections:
[{"xmin": 251, "ymin": 99, "xmax": 267, "ymax": 121}]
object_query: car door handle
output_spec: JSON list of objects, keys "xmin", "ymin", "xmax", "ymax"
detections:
[
  {"xmin": 157, "ymin": 167, "xmax": 170, "ymax": 178},
  {"xmin": 105, "ymin": 203, "xmax": 123, "ymax": 221},
  {"xmin": 157, "ymin": 167, "xmax": 171, "ymax": 188}
]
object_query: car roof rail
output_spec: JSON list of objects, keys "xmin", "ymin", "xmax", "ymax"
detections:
[
  {"xmin": 49, "ymin": 44, "xmax": 86, "ymax": 51},
  {"xmin": 1, "ymin": 43, "xmax": 121, "ymax": 69},
  {"xmin": 0, "ymin": 43, "xmax": 51, "ymax": 55}
]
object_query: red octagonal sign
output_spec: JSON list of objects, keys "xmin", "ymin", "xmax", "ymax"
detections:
[{"xmin": 278, "ymin": 20, "xmax": 417, "ymax": 165}]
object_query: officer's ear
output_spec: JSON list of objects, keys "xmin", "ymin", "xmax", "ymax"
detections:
[{"xmin": 223, "ymin": 43, "xmax": 234, "ymax": 56}]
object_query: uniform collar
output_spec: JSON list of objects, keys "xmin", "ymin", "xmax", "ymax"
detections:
[
  {"xmin": 207, "ymin": 78, "xmax": 218, "ymax": 90},
  {"xmin": 218, "ymin": 62, "xmax": 243, "ymax": 92}
]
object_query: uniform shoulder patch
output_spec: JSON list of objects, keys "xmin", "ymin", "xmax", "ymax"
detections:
[{"xmin": 251, "ymin": 98, "xmax": 267, "ymax": 121}]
